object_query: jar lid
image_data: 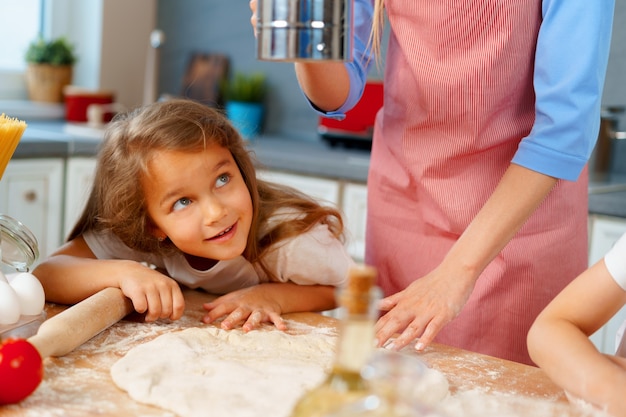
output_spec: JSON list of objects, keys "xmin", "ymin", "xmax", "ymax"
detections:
[{"xmin": 0, "ymin": 214, "xmax": 39, "ymax": 271}]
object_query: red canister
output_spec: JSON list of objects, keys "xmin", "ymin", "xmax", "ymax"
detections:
[{"xmin": 64, "ymin": 86, "xmax": 116, "ymax": 122}]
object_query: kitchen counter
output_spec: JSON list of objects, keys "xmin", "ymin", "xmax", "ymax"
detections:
[
  {"xmin": 0, "ymin": 288, "xmax": 602, "ymax": 417},
  {"xmin": 589, "ymin": 173, "xmax": 626, "ymax": 218},
  {"xmin": 17, "ymin": 121, "xmax": 371, "ymax": 183},
  {"xmin": 589, "ymin": 189, "xmax": 626, "ymax": 218}
]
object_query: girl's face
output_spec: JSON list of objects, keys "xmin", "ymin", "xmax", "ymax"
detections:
[{"xmin": 142, "ymin": 143, "xmax": 253, "ymax": 262}]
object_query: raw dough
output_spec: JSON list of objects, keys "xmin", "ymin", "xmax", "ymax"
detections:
[
  {"xmin": 111, "ymin": 325, "xmax": 452, "ymax": 417},
  {"xmin": 111, "ymin": 325, "xmax": 337, "ymax": 417}
]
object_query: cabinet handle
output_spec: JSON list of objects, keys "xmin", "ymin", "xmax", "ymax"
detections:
[{"xmin": 24, "ymin": 190, "xmax": 37, "ymax": 202}]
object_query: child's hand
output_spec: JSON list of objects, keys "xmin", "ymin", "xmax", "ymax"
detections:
[
  {"xmin": 202, "ymin": 285, "xmax": 287, "ymax": 332},
  {"xmin": 117, "ymin": 261, "xmax": 185, "ymax": 322}
]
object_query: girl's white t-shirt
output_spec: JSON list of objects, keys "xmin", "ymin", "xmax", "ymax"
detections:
[
  {"xmin": 603, "ymin": 231, "xmax": 626, "ymax": 355},
  {"xmin": 83, "ymin": 217, "xmax": 354, "ymax": 295}
]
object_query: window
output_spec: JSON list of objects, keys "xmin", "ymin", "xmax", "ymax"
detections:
[
  {"xmin": 0, "ymin": 0, "xmax": 42, "ymax": 99},
  {"xmin": 0, "ymin": 0, "xmax": 42, "ymax": 71}
]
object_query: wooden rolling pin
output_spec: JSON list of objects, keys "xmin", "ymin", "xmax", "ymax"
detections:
[{"xmin": 28, "ymin": 287, "xmax": 134, "ymax": 358}]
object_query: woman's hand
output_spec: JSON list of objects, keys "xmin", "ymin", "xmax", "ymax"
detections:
[
  {"xmin": 375, "ymin": 264, "xmax": 476, "ymax": 352},
  {"xmin": 116, "ymin": 261, "xmax": 186, "ymax": 322},
  {"xmin": 202, "ymin": 284, "xmax": 287, "ymax": 332}
]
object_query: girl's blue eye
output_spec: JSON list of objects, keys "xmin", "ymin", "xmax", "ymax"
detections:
[
  {"xmin": 173, "ymin": 197, "xmax": 191, "ymax": 211},
  {"xmin": 216, "ymin": 174, "xmax": 231, "ymax": 187}
]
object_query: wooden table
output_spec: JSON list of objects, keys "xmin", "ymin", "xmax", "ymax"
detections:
[{"xmin": 1, "ymin": 289, "xmax": 595, "ymax": 417}]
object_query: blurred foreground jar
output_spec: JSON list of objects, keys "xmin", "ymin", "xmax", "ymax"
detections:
[
  {"xmin": 256, "ymin": 0, "xmax": 353, "ymax": 62},
  {"xmin": 326, "ymin": 351, "xmax": 447, "ymax": 417},
  {"xmin": 290, "ymin": 264, "xmax": 381, "ymax": 417}
]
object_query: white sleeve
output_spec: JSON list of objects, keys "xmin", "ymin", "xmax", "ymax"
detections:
[
  {"xmin": 262, "ymin": 222, "xmax": 355, "ymax": 287},
  {"xmin": 604, "ymin": 232, "xmax": 626, "ymax": 292},
  {"xmin": 82, "ymin": 229, "xmax": 164, "ymax": 268}
]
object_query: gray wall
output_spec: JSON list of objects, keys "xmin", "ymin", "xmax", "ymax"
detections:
[
  {"xmin": 156, "ymin": 0, "xmax": 324, "ymax": 141},
  {"xmin": 157, "ymin": 1, "xmax": 626, "ymax": 169}
]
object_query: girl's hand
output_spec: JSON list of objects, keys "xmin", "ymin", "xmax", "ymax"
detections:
[
  {"xmin": 117, "ymin": 261, "xmax": 186, "ymax": 322},
  {"xmin": 202, "ymin": 285, "xmax": 287, "ymax": 332}
]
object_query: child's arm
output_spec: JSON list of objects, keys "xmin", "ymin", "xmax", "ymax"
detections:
[
  {"xmin": 202, "ymin": 283, "xmax": 336, "ymax": 332},
  {"xmin": 527, "ymin": 260, "xmax": 626, "ymax": 416},
  {"xmin": 32, "ymin": 236, "xmax": 185, "ymax": 322}
]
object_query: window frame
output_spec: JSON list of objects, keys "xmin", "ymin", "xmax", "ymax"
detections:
[{"xmin": 0, "ymin": 0, "xmax": 73, "ymax": 100}]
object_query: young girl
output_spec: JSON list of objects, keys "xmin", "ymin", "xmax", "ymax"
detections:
[
  {"xmin": 33, "ymin": 98, "xmax": 354, "ymax": 331},
  {"xmin": 527, "ymin": 232, "xmax": 626, "ymax": 416}
]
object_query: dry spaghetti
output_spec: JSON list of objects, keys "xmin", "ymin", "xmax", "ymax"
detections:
[{"xmin": 0, "ymin": 114, "xmax": 27, "ymax": 179}]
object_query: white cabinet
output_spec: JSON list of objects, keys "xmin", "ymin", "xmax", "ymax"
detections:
[
  {"xmin": 0, "ymin": 159, "xmax": 64, "ymax": 265},
  {"xmin": 588, "ymin": 215, "xmax": 626, "ymax": 265},
  {"xmin": 257, "ymin": 170, "xmax": 367, "ymax": 262},
  {"xmin": 342, "ymin": 183, "xmax": 367, "ymax": 261},
  {"xmin": 258, "ymin": 170, "xmax": 341, "ymax": 207},
  {"xmin": 587, "ymin": 215, "xmax": 626, "ymax": 354},
  {"xmin": 63, "ymin": 158, "xmax": 97, "ymax": 239}
]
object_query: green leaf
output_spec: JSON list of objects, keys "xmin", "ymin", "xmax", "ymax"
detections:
[{"xmin": 25, "ymin": 36, "xmax": 77, "ymax": 66}]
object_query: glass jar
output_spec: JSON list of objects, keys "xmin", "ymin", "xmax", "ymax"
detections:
[
  {"xmin": 0, "ymin": 214, "xmax": 39, "ymax": 273},
  {"xmin": 0, "ymin": 214, "xmax": 44, "ymax": 339},
  {"xmin": 325, "ymin": 350, "xmax": 448, "ymax": 417},
  {"xmin": 290, "ymin": 264, "xmax": 382, "ymax": 417}
]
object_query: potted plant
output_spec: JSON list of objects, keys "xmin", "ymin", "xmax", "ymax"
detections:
[
  {"xmin": 24, "ymin": 36, "xmax": 77, "ymax": 103},
  {"xmin": 222, "ymin": 72, "xmax": 267, "ymax": 140}
]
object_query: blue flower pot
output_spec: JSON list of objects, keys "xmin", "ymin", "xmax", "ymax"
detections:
[{"xmin": 225, "ymin": 101, "xmax": 264, "ymax": 140}]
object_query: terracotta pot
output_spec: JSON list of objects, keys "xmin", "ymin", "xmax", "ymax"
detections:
[{"xmin": 25, "ymin": 64, "xmax": 73, "ymax": 103}]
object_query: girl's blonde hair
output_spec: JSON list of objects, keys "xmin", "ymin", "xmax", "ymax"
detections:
[{"xmin": 69, "ymin": 98, "xmax": 344, "ymax": 280}]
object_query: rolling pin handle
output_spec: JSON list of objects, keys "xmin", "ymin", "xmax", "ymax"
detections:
[{"xmin": 28, "ymin": 287, "xmax": 134, "ymax": 359}]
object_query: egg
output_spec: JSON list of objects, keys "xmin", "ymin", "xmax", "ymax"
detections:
[
  {"xmin": 0, "ymin": 280, "xmax": 21, "ymax": 325},
  {"xmin": 8, "ymin": 272, "xmax": 45, "ymax": 316}
]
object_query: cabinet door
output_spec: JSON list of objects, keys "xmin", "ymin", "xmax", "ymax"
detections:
[
  {"xmin": 0, "ymin": 159, "xmax": 64, "ymax": 265},
  {"xmin": 588, "ymin": 215, "xmax": 626, "ymax": 354},
  {"xmin": 64, "ymin": 158, "xmax": 97, "ymax": 239},
  {"xmin": 342, "ymin": 183, "xmax": 367, "ymax": 261},
  {"xmin": 588, "ymin": 215, "xmax": 626, "ymax": 265},
  {"xmin": 257, "ymin": 170, "xmax": 340, "ymax": 207}
]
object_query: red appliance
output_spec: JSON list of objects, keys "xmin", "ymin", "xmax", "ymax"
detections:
[{"xmin": 318, "ymin": 80, "xmax": 383, "ymax": 149}]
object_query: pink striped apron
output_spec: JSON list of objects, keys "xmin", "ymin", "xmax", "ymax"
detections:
[{"xmin": 366, "ymin": 0, "xmax": 589, "ymax": 365}]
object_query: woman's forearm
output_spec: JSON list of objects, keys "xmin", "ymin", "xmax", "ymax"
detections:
[
  {"xmin": 443, "ymin": 163, "xmax": 557, "ymax": 282},
  {"xmin": 295, "ymin": 62, "xmax": 350, "ymax": 112}
]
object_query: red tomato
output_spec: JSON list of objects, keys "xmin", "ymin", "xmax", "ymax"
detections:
[{"xmin": 0, "ymin": 338, "xmax": 43, "ymax": 404}]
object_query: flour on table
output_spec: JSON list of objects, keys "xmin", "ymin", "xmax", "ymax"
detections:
[
  {"xmin": 111, "ymin": 325, "xmax": 337, "ymax": 417},
  {"xmin": 436, "ymin": 389, "xmax": 611, "ymax": 417},
  {"xmin": 414, "ymin": 367, "xmax": 451, "ymax": 406}
]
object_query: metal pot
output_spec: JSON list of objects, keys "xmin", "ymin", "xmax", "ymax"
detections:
[
  {"xmin": 256, "ymin": 0, "xmax": 353, "ymax": 62},
  {"xmin": 590, "ymin": 106, "xmax": 626, "ymax": 179}
]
